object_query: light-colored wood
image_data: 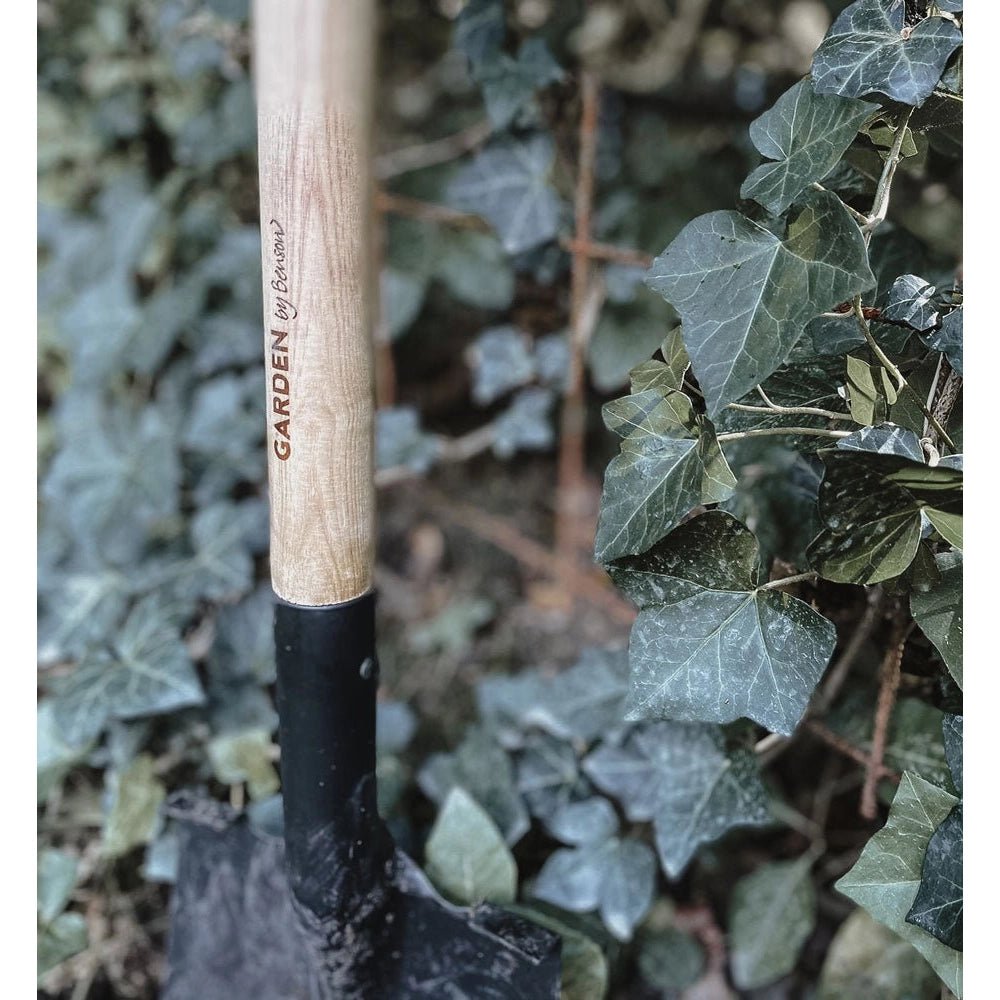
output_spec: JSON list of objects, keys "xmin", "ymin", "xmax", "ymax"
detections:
[{"xmin": 254, "ymin": 0, "xmax": 376, "ymax": 606}]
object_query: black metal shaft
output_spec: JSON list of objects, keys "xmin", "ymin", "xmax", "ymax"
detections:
[{"xmin": 274, "ymin": 592, "xmax": 386, "ymax": 919}]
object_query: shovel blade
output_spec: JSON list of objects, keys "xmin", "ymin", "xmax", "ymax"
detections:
[{"xmin": 162, "ymin": 796, "xmax": 561, "ymax": 1000}]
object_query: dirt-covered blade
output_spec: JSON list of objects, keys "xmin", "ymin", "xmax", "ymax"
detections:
[{"xmin": 162, "ymin": 795, "xmax": 561, "ymax": 1000}]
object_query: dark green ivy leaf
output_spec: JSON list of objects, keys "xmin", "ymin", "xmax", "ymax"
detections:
[
  {"xmin": 434, "ymin": 229, "xmax": 515, "ymax": 311},
  {"xmin": 910, "ymin": 551, "xmax": 962, "ymax": 688},
  {"xmin": 51, "ymin": 594, "xmax": 205, "ymax": 745},
  {"xmin": 609, "ymin": 512, "xmax": 836, "ymax": 735},
  {"xmin": 808, "ymin": 447, "xmax": 962, "ymax": 584},
  {"xmin": 447, "ymin": 133, "xmax": 564, "ymax": 254},
  {"xmin": 583, "ymin": 721, "xmax": 770, "ymax": 877},
  {"xmin": 646, "ymin": 189, "xmax": 874, "ymax": 415},
  {"xmin": 418, "ymin": 724, "xmax": 530, "ymax": 845},
  {"xmin": 837, "ymin": 423, "xmax": 924, "ymax": 459},
  {"xmin": 638, "ymin": 927, "xmax": 705, "ymax": 992},
  {"xmin": 594, "ymin": 388, "xmax": 734, "ymax": 562},
  {"xmin": 811, "ymin": 0, "xmax": 963, "ymax": 107},
  {"xmin": 943, "ymin": 714, "xmax": 962, "ymax": 794},
  {"xmin": 729, "ymin": 857, "xmax": 818, "ymax": 990},
  {"xmin": 741, "ymin": 78, "xmax": 875, "ymax": 215},
  {"xmin": 516, "ymin": 732, "xmax": 587, "ymax": 820},
  {"xmin": 714, "ymin": 354, "xmax": 850, "ymax": 452},
  {"xmin": 906, "ymin": 803, "xmax": 963, "ymax": 950},
  {"xmin": 884, "ymin": 274, "xmax": 939, "ymax": 330},
  {"xmin": 924, "ymin": 307, "xmax": 962, "ymax": 374},
  {"xmin": 836, "ymin": 771, "xmax": 962, "ymax": 995},
  {"xmin": 474, "ymin": 38, "xmax": 563, "ymax": 130}
]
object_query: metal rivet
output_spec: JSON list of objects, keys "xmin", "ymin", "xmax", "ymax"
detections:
[{"xmin": 359, "ymin": 657, "xmax": 375, "ymax": 680}]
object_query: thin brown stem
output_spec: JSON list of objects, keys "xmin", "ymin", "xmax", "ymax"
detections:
[
  {"xmin": 374, "ymin": 119, "xmax": 492, "ymax": 179},
  {"xmin": 375, "ymin": 423, "xmax": 498, "ymax": 487},
  {"xmin": 860, "ymin": 616, "xmax": 912, "ymax": 819},
  {"xmin": 421, "ymin": 487, "xmax": 636, "ymax": 626},
  {"xmin": 555, "ymin": 70, "xmax": 601, "ymax": 565},
  {"xmin": 814, "ymin": 585, "xmax": 887, "ymax": 713},
  {"xmin": 374, "ymin": 191, "xmax": 489, "ymax": 230},
  {"xmin": 559, "ymin": 236, "xmax": 653, "ymax": 268}
]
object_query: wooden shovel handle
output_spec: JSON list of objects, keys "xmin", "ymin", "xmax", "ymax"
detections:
[{"xmin": 254, "ymin": 0, "xmax": 376, "ymax": 606}]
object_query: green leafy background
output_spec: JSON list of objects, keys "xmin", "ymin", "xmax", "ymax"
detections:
[{"xmin": 38, "ymin": 0, "xmax": 963, "ymax": 997}]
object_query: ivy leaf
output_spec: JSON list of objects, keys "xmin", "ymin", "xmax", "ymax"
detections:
[
  {"xmin": 516, "ymin": 732, "xmax": 586, "ymax": 820},
  {"xmin": 38, "ymin": 849, "xmax": 80, "ymax": 926},
  {"xmin": 583, "ymin": 721, "xmax": 770, "ymax": 877},
  {"xmin": 208, "ymin": 584, "xmax": 276, "ymax": 686},
  {"xmin": 103, "ymin": 754, "xmax": 166, "ymax": 859},
  {"xmin": 38, "ymin": 911, "xmax": 88, "ymax": 982},
  {"xmin": 532, "ymin": 832, "xmax": 656, "ymax": 942},
  {"xmin": 609, "ymin": 512, "xmax": 836, "ymax": 735},
  {"xmin": 910, "ymin": 551, "xmax": 962, "ymax": 688},
  {"xmin": 729, "ymin": 857, "xmax": 817, "ymax": 989},
  {"xmin": 720, "ymin": 446, "xmax": 823, "ymax": 568},
  {"xmin": 492, "ymin": 387, "xmax": 555, "ymax": 458},
  {"xmin": 543, "ymin": 797, "xmax": 619, "ymax": 847},
  {"xmin": 540, "ymin": 648, "xmax": 630, "ymax": 743},
  {"xmin": 478, "ymin": 649, "xmax": 628, "ymax": 747},
  {"xmin": 714, "ymin": 355, "xmax": 850, "ymax": 452},
  {"xmin": 51, "ymin": 594, "xmax": 205, "ymax": 745},
  {"xmin": 924, "ymin": 308, "xmax": 962, "ymax": 374},
  {"xmin": 846, "ymin": 353, "xmax": 894, "ymax": 425},
  {"xmin": 424, "ymin": 787, "xmax": 517, "ymax": 905},
  {"xmin": 884, "ymin": 274, "xmax": 939, "ymax": 331},
  {"xmin": 811, "ymin": 0, "xmax": 963, "ymax": 107},
  {"xmin": 594, "ymin": 388, "xmax": 734, "ymax": 562},
  {"xmin": 178, "ymin": 501, "xmax": 257, "ymax": 602},
  {"xmin": 943, "ymin": 714, "xmax": 962, "ymax": 794},
  {"xmin": 434, "ymin": 230, "xmax": 515, "ymax": 310},
  {"xmin": 906, "ymin": 803, "xmax": 963, "ymax": 950},
  {"xmin": 38, "ymin": 567, "xmax": 131, "ymax": 663},
  {"xmin": 454, "ymin": 0, "xmax": 505, "ymax": 66},
  {"xmin": 838, "ymin": 423, "xmax": 925, "ymax": 459},
  {"xmin": 380, "ymin": 266, "xmax": 426, "ymax": 340},
  {"xmin": 645, "ymin": 189, "xmax": 874, "ymax": 415},
  {"xmin": 474, "ymin": 38, "xmax": 563, "ymax": 130},
  {"xmin": 37, "ymin": 701, "xmax": 92, "ymax": 803},
  {"xmin": 817, "ymin": 909, "xmax": 939, "ymax": 1000},
  {"xmin": 44, "ymin": 404, "xmax": 181, "ymax": 567},
  {"xmin": 836, "ymin": 772, "xmax": 962, "ymax": 995},
  {"xmin": 588, "ymin": 309, "xmax": 672, "ymax": 392},
  {"xmin": 741, "ymin": 78, "xmax": 875, "ymax": 215},
  {"xmin": 418, "ymin": 724, "xmax": 530, "ymax": 845},
  {"xmin": 808, "ymin": 447, "xmax": 962, "ymax": 584},
  {"xmin": 207, "ymin": 729, "xmax": 280, "ymax": 801},
  {"xmin": 468, "ymin": 325, "xmax": 536, "ymax": 404},
  {"xmin": 376, "ymin": 406, "xmax": 440, "ymax": 474},
  {"xmin": 447, "ymin": 133, "xmax": 564, "ymax": 254},
  {"xmin": 37, "ymin": 850, "xmax": 89, "ymax": 983},
  {"xmin": 638, "ymin": 927, "xmax": 706, "ymax": 992}
]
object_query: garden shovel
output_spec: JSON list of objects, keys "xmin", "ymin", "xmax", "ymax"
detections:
[{"xmin": 161, "ymin": 1, "xmax": 561, "ymax": 997}]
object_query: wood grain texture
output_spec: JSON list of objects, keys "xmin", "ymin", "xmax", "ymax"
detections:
[{"xmin": 254, "ymin": 0, "xmax": 376, "ymax": 605}]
